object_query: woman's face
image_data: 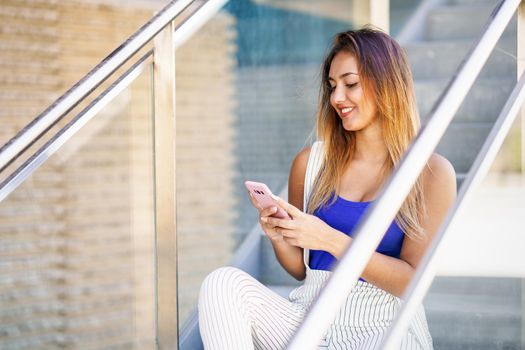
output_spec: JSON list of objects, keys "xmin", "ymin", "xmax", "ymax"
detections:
[{"xmin": 328, "ymin": 51, "xmax": 377, "ymax": 132}]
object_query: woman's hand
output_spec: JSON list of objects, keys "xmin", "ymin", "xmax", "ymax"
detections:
[
  {"xmin": 261, "ymin": 196, "xmax": 343, "ymax": 251},
  {"xmin": 248, "ymin": 192, "xmax": 289, "ymax": 244}
]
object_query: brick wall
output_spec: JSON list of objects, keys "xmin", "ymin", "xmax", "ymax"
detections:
[{"xmin": 1, "ymin": 1, "xmax": 66, "ymax": 348}]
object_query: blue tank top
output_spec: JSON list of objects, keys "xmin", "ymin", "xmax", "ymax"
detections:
[{"xmin": 309, "ymin": 193, "xmax": 405, "ymax": 272}]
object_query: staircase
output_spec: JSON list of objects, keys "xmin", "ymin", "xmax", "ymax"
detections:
[{"xmin": 258, "ymin": 0, "xmax": 522, "ymax": 349}]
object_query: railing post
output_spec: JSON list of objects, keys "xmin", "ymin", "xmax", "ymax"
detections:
[
  {"xmin": 352, "ymin": 0, "xmax": 389, "ymax": 33},
  {"xmin": 519, "ymin": 3, "xmax": 525, "ymax": 349},
  {"xmin": 519, "ymin": 1, "xmax": 525, "ymax": 174},
  {"xmin": 153, "ymin": 22, "xmax": 178, "ymax": 349}
]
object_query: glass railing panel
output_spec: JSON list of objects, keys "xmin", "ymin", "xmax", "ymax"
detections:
[
  {"xmin": 0, "ymin": 0, "xmax": 158, "ymax": 179},
  {"xmin": 0, "ymin": 60, "xmax": 156, "ymax": 349},
  {"xmin": 0, "ymin": 43, "xmax": 153, "ymax": 191},
  {"xmin": 176, "ymin": 0, "xmax": 355, "ymax": 337},
  {"xmin": 0, "ymin": 48, "xmax": 153, "ymax": 201}
]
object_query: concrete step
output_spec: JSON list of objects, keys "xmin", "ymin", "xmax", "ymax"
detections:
[
  {"xmin": 456, "ymin": 173, "xmax": 467, "ymax": 190},
  {"xmin": 405, "ymin": 38, "xmax": 516, "ymax": 80},
  {"xmin": 426, "ymin": 5, "xmax": 517, "ymax": 41},
  {"xmin": 415, "ymin": 78, "xmax": 515, "ymax": 123},
  {"xmin": 425, "ymin": 277, "xmax": 522, "ymax": 349},
  {"xmin": 429, "ymin": 276, "xmax": 522, "ymax": 297},
  {"xmin": 392, "ymin": 0, "xmax": 421, "ymax": 7},
  {"xmin": 436, "ymin": 122, "xmax": 492, "ymax": 174},
  {"xmin": 431, "ymin": 340, "xmax": 520, "ymax": 350},
  {"xmin": 448, "ymin": 0, "xmax": 500, "ymax": 6},
  {"xmin": 260, "ymin": 238, "xmax": 303, "ymax": 286},
  {"xmin": 426, "ymin": 305, "xmax": 521, "ymax": 348}
]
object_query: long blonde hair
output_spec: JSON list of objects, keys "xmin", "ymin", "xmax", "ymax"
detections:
[{"xmin": 306, "ymin": 27, "xmax": 427, "ymax": 240}]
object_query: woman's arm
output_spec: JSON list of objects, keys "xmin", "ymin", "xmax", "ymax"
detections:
[
  {"xmin": 268, "ymin": 153, "xmax": 457, "ymax": 297},
  {"xmin": 325, "ymin": 153, "xmax": 457, "ymax": 296}
]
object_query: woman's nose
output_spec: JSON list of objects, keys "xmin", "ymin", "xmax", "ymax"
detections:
[{"xmin": 332, "ymin": 86, "xmax": 345, "ymax": 103}]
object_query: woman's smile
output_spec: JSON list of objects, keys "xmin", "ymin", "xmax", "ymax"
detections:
[{"xmin": 339, "ymin": 106, "xmax": 355, "ymax": 118}]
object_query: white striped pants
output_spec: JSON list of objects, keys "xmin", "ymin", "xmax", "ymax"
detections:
[{"xmin": 198, "ymin": 266, "xmax": 433, "ymax": 350}]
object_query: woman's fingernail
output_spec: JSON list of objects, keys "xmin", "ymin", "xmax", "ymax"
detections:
[
  {"xmin": 271, "ymin": 207, "xmax": 277, "ymax": 213},
  {"xmin": 261, "ymin": 217, "xmax": 267, "ymax": 223}
]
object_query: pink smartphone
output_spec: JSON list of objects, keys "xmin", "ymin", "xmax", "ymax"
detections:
[{"xmin": 244, "ymin": 181, "xmax": 291, "ymax": 219}]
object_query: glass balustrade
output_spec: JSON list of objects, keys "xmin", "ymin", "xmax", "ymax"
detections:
[{"xmin": 0, "ymin": 57, "xmax": 156, "ymax": 349}]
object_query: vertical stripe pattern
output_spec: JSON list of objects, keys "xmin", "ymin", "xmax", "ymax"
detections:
[
  {"xmin": 198, "ymin": 141, "xmax": 433, "ymax": 349},
  {"xmin": 199, "ymin": 266, "xmax": 307, "ymax": 350},
  {"xmin": 288, "ymin": 270, "xmax": 433, "ymax": 349}
]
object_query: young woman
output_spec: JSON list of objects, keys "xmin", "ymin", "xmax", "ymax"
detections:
[{"xmin": 198, "ymin": 27, "xmax": 456, "ymax": 349}]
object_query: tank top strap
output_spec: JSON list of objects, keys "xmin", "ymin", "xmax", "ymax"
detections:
[{"xmin": 302, "ymin": 141, "xmax": 324, "ymax": 269}]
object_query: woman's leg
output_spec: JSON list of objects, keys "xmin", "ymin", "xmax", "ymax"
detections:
[{"xmin": 198, "ymin": 266, "xmax": 306, "ymax": 350}]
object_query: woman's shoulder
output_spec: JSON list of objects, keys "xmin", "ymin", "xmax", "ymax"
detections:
[
  {"xmin": 290, "ymin": 146, "xmax": 312, "ymax": 179},
  {"xmin": 422, "ymin": 152, "xmax": 457, "ymax": 198},
  {"xmin": 296, "ymin": 145, "xmax": 313, "ymax": 160},
  {"xmin": 425, "ymin": 153, "xmax": 456, "ymax": 180}
]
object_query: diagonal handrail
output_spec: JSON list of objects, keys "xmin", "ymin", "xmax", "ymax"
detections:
[
  {"xmin": 0, "ymin": 51, "xmax": 152, "ymax": 203},
  {"xmin": 381, "ymin": 68, "xmax": 525, "ymax": 350},
  {"xmin": 0, "ymin": 0, "xmax": 194, "ymax": 173},
  {"xmin": 0, "ymin": 0, "xmax": 229, "ymax": 204},
  {"xmin": 286, "ymin": 0, "xmax": 521, "ymax": 348}
]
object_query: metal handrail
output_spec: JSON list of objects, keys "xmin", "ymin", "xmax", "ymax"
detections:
[
  {"xmin": 0, "ymin": 51, "xmax": 152, "ymax": 203},
  {"xmin": 381, "ymin": 68, "xmax": 525, "ymax": 350},
  {"xmin": 173, "ymin": 0, "xmax": 228, "ymax": 48},
  {"xmin": 0, "ymin": 0, "xmax": 194, "ymax": 173},
  {"xmin": 286, "ymin": 0, "xmax": 521, "ymax": 348},
  {"xmin": 0, "ymin": 0, "xmax": 229, "ymax": 203}
]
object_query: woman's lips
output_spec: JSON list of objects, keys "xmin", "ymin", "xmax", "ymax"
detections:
[{"xmin": 340, "ymin": 106, "xmax": 354, "ymax": 117}]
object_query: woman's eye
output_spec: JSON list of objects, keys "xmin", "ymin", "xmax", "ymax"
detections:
[{"xmin": 328, "ymin": 83, "xmax": 358, "ymax": 92}]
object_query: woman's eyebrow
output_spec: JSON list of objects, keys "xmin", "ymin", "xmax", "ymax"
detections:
[{"xmin": 328, "ymin": 72, "xmax": 358, "ymax": 81}]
